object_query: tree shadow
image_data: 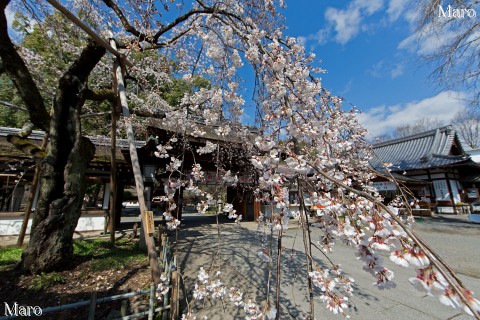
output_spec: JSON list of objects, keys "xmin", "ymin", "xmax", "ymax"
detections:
[{"xmin": 172, "ymin": 221, "xmax": 380, "ymax": 319}]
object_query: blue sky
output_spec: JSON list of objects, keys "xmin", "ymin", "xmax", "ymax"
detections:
[{"xmin": 278, "ymin": 0, "xmax": 470, "ymax": 139}]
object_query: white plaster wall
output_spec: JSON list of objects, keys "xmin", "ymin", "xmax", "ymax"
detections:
[{"xmin": 0, "ymin": 215, "xmax": 105, "ymax": 236}]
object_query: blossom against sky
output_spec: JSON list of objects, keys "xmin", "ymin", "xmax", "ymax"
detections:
[
  {"xmin": 280, "ymin": 0, "xmax": 470, "ymax": 139},
  {"xmin": 4, "ymin": 0, "xmax": 471, "ymax": 140}
]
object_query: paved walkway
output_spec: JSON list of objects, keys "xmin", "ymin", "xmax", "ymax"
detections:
[{"xmin": 174, "ymin": 213, "xmax": 479, "ymax": 319}]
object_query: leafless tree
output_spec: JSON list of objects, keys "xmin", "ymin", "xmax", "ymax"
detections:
[
  {"xmin": 417, "ymin": 1, "xmax": 480, "ymax": 106},
  {"xmin": 452, "ymin": 107, "xmax": 480, "ymax": 149},
  {"xmin": 395, "ymin": 118, "xmax": 445, "ymax": 138}
]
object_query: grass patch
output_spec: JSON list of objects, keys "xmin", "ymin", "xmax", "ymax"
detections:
[
  {"xmin": 29, "ymin": 272, "xmax": 65, "ymax": 291},
  {"xmin": 74, "ymin": 238, "xmax": 146, "ymax": 271},
  {"xmin": 0, "ymin": 246, "xmax": 22, "ymax": 268},
  {"xmin": 0, "ymin": 238, "xmax": 145, "ymax": 272}
]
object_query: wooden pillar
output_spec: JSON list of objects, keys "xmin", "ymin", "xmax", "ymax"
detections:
[
  {"xmin": 227, "ymin": 187, "xmax": 249, "ymax": 221},
  {"xmin": 114, "ymin": 180, "xmax": 124, "ymax": 230},
  {"xmin": 173, "ymin": 187, "xmax": 184, "ymax": 221},
  {"xmin": 254, "ymin": 198, "xmax": 260, "ymax": 222},
  {"xmin": 445, "ymin": 172, "xmax": 457, "ymax": 214}
]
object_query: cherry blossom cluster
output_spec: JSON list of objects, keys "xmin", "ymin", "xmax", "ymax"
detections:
[
  {"xmin": 189, "ymin": 266, "xmax": 280, "ymax": 319},
  {"xmin": 309, "ymin": 266, "xmax": 353, "ymax": 317},
  {"xmin": 156, "ymin": 273, "xmax": 170, "ymax": 300},
  {"xmin": 409, "ymin": 266, "xmax": 480, "ymax": 316}
]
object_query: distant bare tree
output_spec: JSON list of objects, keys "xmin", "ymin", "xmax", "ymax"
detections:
[
  {"xmin": 417, "ymin": 1, "xmax": 480, "ymax": 106},
  {"xmin": 394, "ymin": 118, "xmax": 445, "ymax": 138},
  {"xmin": 452, "ymin": 108, "xmax": 480, "ymax": 149}
]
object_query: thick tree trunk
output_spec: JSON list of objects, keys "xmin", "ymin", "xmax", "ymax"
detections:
[{"xmin": 21, "ymin": 41, "xmax": 106, "ymax": 273}]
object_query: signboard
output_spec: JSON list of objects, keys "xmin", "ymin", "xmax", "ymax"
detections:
[
  {"xmin": 467, "ymin": 188, "xmax": 479, "ymax": 199},
  {"xmin": 433, "ymin": 180, "xmax": 449, "ymax": 201},
  {"xmin": 145, "ymin": 211, "xmax": 155, "ymax": 235},
  {"xmin": 371, "ymin": 181, "xmax": 397, "ymax": 191}
]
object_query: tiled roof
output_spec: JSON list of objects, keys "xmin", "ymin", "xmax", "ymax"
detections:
[
  {"xmin": 0, "ymin": 127, "xmax": 145, "ymax": 149},
  {"xmin": 370, "ymin": 126, "xmax": 470, "ymax": 171}
]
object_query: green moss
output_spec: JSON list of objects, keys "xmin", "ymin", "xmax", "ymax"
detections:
[
  {"xmin": 0, "ymin": 246, "xmax": 23, "ymax": 268},
  {"xmin": 29, "ymin": 272, "xmax": 65, "ymax": 291}
]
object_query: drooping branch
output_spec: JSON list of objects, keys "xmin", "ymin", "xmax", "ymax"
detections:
[
  {"xmin": 305, "ymin": 159, "xmax": 480, "ymax": 319},
  {"xmin": 0, "ymin": 1, "xmax": 50, "ymax": 131}
]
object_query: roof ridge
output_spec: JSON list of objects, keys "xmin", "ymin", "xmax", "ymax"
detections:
[
  {"xmin": 372, "ymin": 125, "xmax": 453, "ymax": 147},
  {"xmin": 425, "ymin": 128, "xmax": 441, "ymax": 158}
]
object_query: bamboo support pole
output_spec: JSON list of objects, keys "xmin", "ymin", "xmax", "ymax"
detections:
[
  {"xmin": 109, "ymin": 83, "xmax": 118, "ymax": 245},
  {"xmin": 110, "ymin": 39, "xmax": 161, "ymax": 290},
  {"xmin": 45, "ymin": 0, "xmax": 133, "ymax": 68},
  {"xmin": 148, "ymin": 283, "xmax": 155, "ymax": 320}
]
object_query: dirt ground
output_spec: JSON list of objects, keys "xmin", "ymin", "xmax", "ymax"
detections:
[{"xmin": 0, "ymin": 240, "xmax": 154, "ymax": 319}]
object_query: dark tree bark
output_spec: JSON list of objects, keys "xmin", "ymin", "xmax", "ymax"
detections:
[
  {"xmin": 21, "ymin": 41, "xmax": 106, "ymax": 273},
  {"xmin": 0, "ymin": 1, "xmax": 50, "ymax": 131}
]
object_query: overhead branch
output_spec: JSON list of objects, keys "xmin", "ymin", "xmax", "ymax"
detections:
[
  {"xmin": 0, "ymin": 100, "xmax": 28, "ymax": 112},
  {"xmin": 152, "ymin": 6, "xmax": 243, "ymax": 42},
  {"xmin": 0, "ymin": 1, "xmax": 51, "ymax": 131},
  {"xmin": 103, "ymin": 0, "xmax": 242, "ymax": 46},
  {"xmin": 84, "ymin": 88, "xmax": 117, "ymax": 103},
  {"xmin": 80, "ymin": 111, "xmax": 111, "ymax": 119},
  {"xmin": 102, "ymin": 0, "xmax": 154, "ymax": 43},
  {"xmin": 131, "ymin": 108, "xmax": 166, "ymax": 119}
]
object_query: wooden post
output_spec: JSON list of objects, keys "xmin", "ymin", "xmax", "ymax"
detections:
[
  {"xmin": 110, "ymin": 38, "xmax": 161, "ymax": 289},
  {"xmin": 88, "ymin": 292, "xmax": 97, "ymax": 320},
  {"xmin": 254, "ymin": 198, "xmax": 261, "ymax": 222},
  {"xmin": 148, "ymin": 283, "xmax": 155, "ymax": 320},
  {"xmin": 17, "ymin": 134, "xmax": 48, "ymax": 246},
  {"xmin": 109, "ymin": 91, "xmax": 118, "ymax": 245},
  {"xmin": 170, "ymin": 271, "xmax": 179, "ymax": 320}
]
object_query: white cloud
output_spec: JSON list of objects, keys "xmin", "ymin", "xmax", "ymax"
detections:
[
  {"xmin": 357, "ymin": 91, "xmax": 468, "ymax": 138},
  {"xmin": 386, "ymin": 0, "xmax": 409, "ymax": 22},
  {"xmin": 367, "ymin": 60, "xmax": 405, "ymax": 79},
  {"xmin": 390, "ymin": 63, "xmax": 404, "ymax": 78},
  {"xmin": 368, "ymin": 60, "xmax": 385, "ymax": 78},
  {"xmin": 325, "ymin": 6, "xmax": 362, "ymax": 44},
  {"xmin": 298, "ymin": 28, "xmax": 330, "ymax": 48},
  {"xmin": 324, "ymin": 0, "xmax": 384, "ymax": 45},
  {"xmin": 300, "ymin": 0, "xmax": 415, "ymax": 47},
  {"xmin": 398, "ymin": 28, "xmax": 457, "ymax": 56}
]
